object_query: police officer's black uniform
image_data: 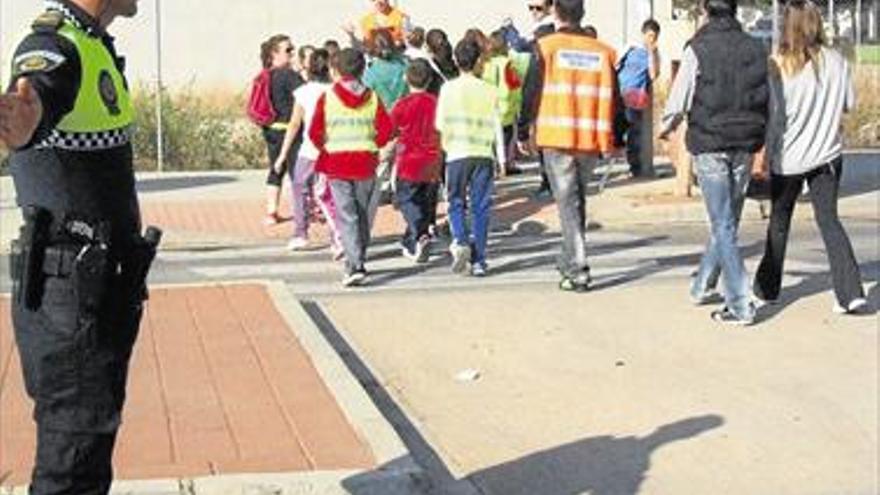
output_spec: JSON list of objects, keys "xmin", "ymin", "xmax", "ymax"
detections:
[{"xmin": 6, "ymin": 1, "xmax": 160, "ymax": 492}]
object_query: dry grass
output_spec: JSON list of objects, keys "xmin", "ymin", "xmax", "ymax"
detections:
[{"xmin": 844, "ymin": 65, "xmax": 880, "ymax": 148}]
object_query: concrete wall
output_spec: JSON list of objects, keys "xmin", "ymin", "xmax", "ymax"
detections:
[{"xmin": 2, "ymin": 0, "xmax": 691, "ymax": 90}]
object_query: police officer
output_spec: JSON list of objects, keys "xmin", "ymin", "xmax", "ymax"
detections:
[{"xmin": 0, "ymin": 0, "xmax": 160, "ymax": 492}]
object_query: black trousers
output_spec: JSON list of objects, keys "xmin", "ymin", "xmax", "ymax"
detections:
[
  {"xmin": 754, "ymin": 157, "xmax": 865, "ymax": 305},
  {"xmin": 262, "ymin": 128, "xmax": 299, "ymax": 187},
  {"xmin": 12, "ymin": 268, "xmax": 143, "ymax": 494},
  {"xmin": 395, "ymin": 179, "xmax": 439, "ymax": 251}
]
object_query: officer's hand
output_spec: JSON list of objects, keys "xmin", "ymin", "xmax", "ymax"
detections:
[{"xmin": 0, "ymin": 78, "xmax": 43, "ymax": 150}]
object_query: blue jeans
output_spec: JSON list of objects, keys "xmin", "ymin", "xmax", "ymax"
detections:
[
  {"xmin": 692, "ymin": 152, "xmax": 754, "ymax": 319},
  {"xmin": 446, "ymin": 158, "xmax": 494, "ymax": 268}
]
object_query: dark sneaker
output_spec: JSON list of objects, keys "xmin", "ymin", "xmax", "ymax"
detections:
[
  {"xmin": 450, "ymin": 242, "xmax": 471, "ymax": 274},
  {"xmin": 532, "ymin": 186, "xmax": 552, "ymax": 200},
  {"xmin": 711, "ymin": 307, "xmax": 755, "ymax": 326},
  {"xmin": 690, "ymin": 290, "xmax": 722, "ymax": 306},
  {"xmin": 342, "ymin": 270, "xmax": 367, "ymax": 288}
]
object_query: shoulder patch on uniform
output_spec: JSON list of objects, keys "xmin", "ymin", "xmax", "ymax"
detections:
[
  {"xmin": 31, "ymin": 11, "xmax": 65, "ymax": 33},
  {"xmin": 12, "ymin": 50, "xmax": 66, "ymax": 77}
]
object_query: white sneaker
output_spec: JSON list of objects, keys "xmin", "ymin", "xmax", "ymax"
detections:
[
  {"xmin": 832, "ymin": 298, "xmax": 868, "ymax": 315},
  {"xmin": 401, "ymin": 246, "xmax": 418, "ymax": 262},
  {"xmin": 286, "ymin": 237, "xmax": 309, "ymax": 251},
  {"xmin": 449, "ymin": 242, "xmax": 471, "ymax": 274},
  {"xmin": 471, "ymin": 264, "xmax": 487, "ymax": 277},
  {"xmin": 415, "ymin": 236, "xmax": 431, "ymax": 263},
  {"xmin": 342, "ymin": 271, "xmax": 367, "ymax": 288},
  {"xmin": 751, "ymin": 292, "xmax": 779, "ymax": 309}
]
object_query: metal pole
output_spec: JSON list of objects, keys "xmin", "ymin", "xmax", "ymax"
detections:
[
  {"xmin": 154, "ymin": 0, "xmax": 165, "ymax": 173},
  {"xmin": 856, "ymin": 0, "xmax": 863, "ymax": 63},
  {"xmin": 829, "ymin": 0, "xmax": 836, "ymax": 37},
  {"xmin": 772, "ymin": 0, "xmax": 780, "ymax": 51}
]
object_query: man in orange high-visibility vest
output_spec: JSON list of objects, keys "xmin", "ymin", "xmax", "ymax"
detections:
[
  {"xmin": 344, "ymin": 0, "xmax": 410, "ymax": 49},
  {"xmin": 520, "ymin": 0, "xmax": 618, "ymax": 292}
]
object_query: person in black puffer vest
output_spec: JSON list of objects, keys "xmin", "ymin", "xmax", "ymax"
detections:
[{"xmin": 660, "ymin": 0, "xmax": 769, "ymax": 326}]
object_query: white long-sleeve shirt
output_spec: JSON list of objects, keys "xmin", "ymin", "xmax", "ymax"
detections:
[{"xmin": 659, "ymin": 46, "xmax": 698, "ymax": 138}]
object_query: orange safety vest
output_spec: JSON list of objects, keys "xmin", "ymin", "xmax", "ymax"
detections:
[
  {"xmin": 361, "ymin": 8, "xmax": 407, "ymax": 44},
  {"xmin": 535, "ymin": 31, "xmax": 617, "ymax": 153}
]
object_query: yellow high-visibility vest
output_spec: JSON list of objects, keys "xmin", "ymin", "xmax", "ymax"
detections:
[
  {"xmin": 324, "ymin": 90, "xmax": 379, "ymax": 153},
  {"xmin": 56, "ymin": 21, "xmax": 134, "ymax": 136},
  {"xmin": 438, "ymin": 75, "xmax": 498, "ymax": 160}
]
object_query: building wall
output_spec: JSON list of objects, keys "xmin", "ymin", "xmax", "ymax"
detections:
[{"xmin": 2, "ymin": 0, "xmax": 690, "ymax": 90}]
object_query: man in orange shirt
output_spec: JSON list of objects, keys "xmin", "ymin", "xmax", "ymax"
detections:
[
  {"xmin": 344, "ymin": 0, "xmax": 410, "ymax": 48},
  {"xmin": 520, "ymin": 0, "xmax": 618, "ymax": 292}
]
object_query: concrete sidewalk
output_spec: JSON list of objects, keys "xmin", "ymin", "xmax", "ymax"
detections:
[{"xmin": 313, "ymin": 278, "xmax": 879, "ymax": 495}]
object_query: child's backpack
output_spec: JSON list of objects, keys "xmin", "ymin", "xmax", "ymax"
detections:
[
  {"xmin": 616, "ymin": 47, "xmax": 651, "ymax": 110},
  {"xmin": 247, "ymin": 69, "xmax": 276, "ymax": 127}
]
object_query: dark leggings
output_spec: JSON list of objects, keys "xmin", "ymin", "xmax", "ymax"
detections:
[
  {"xmin": 754, "ymin": 157, "xmax": 865, "ymax": 305},
  {"xmin": 262, "ymin": 128, "xmax": 298, "ymax": 187}
]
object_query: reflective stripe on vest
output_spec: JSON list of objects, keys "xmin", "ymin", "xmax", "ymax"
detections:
[
  {"xmin": 535, "ymin": 32, "xmax": 616, "ymax": 153},
  {"xmin": 55, "ymin": 21, "xmax": 134, "ymax": 139},
  {"xmin": 324, "ymin": 90, "xmax": 379, "ymax": 153}
]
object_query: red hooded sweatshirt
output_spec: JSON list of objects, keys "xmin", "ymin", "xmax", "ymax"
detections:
[{"xmin": 310, "ymin": 76, "xmax": 393, "ymax": 181}]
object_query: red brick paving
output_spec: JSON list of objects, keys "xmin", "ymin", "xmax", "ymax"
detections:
[
  {"xmin": 0, "ymin": 285, "xmax": 374, "ymax": 486},
  {"xmin": 141, "ymin": 199, "xmax": 406, "ymax": 244},
  {"xmin": 140, "ymin": 192, "xmax": 557, "ymax": 245}
]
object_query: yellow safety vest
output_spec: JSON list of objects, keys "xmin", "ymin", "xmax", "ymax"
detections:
[
  {"xmin": 438, "ymin": 75, "xmax": 498, "ymax": 160},
  {"xmin": 481, "ymin": 56, "xmax": 518, "ymax": 127},
  {"xmin": 324, "ymin": 90, "xmax": 379, "ymax": 153},
  {"xmin": 54, "ymin": 21, "xmax": 134, "ymax": 136}
]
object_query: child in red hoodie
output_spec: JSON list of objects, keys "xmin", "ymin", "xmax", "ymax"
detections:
[
  {"xmin": 391, "ymin": 59, "xmax": 442, "ymax": 263},
  {"xmin": 310, "ymin": 48, "xmax": 393, "ymax": 287}
]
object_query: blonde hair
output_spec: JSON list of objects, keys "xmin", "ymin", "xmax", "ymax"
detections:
[{"xmin": 776, "ymin": 0, "xmax": 826, "ymax": 78}]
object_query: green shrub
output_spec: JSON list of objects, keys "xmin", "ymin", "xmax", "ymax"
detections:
[
  {"xmin": 857, "ymin": 45, "xmax": 880, "ymax": 65},
  {"xmin": 130, "ymin": 84, "xmax": 266, "ymax": 172}
]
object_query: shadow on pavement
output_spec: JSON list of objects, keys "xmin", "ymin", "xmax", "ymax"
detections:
[
  {"xmin": 588, "ymin": 241, "xmax": 765, "ymax": 294},
  {"xmin": 303, "ymin": 301, "xmax": 726, "ymax": 495},
  {"xmin": 464, "ymin": 415, "xmax": 724, "ymax": 495},
  {"xmin": 756, "ymin": 260, "xmax": 880, "ymax": 323},
  {"xmin": 136, "ymin": 174, "xmax": 237, "ymax": 193}
]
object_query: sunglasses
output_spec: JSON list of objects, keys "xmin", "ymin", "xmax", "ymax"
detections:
[{"xmin": 528, "ymin": 5, "xmax": 545, "ymax": 12}]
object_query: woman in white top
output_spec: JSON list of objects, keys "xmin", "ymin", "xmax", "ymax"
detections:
[
  {"xmin": 274, "ymin": 49, "xmax": 342, "ymax": 257},
  {"xmin": 754, "ymin": 0, "xmax": 866, "ymax": 314}
]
